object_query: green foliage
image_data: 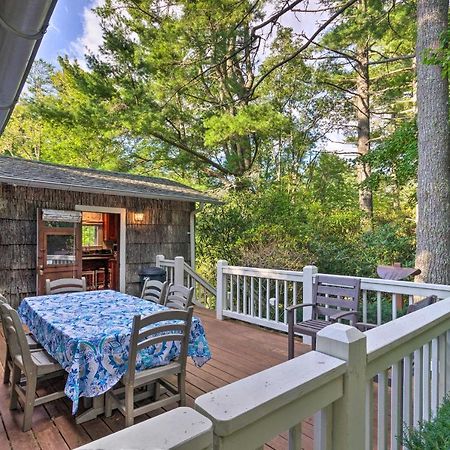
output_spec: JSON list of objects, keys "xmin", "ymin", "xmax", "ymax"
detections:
[
  {"xmin": 401, "ymin": 398, "xmax": 450, "ymax": 450},
  {"xmin": 196, "ymin": 153, "xmax": 415, "ymax": 282}
]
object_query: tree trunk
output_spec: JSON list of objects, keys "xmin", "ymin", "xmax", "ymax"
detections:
[
  {"xmin": 356, "ymin": 44, "xmax": 373, "ymax": 224},
  {"xmin": 415, "ymin": 0, "xmax": 450, "ymax": 283}
]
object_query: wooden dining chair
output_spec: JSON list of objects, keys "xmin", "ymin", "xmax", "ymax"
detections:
[
  {"xmin": 105, "ymin": 307, "xmax": 194, "ymax": 427},
  {"xmin": 45, "ymin": 277, "xmax": 87, "ymax": 295},
  {"xmin": 0, "ymin": 303, "xmax": 66, "ymax": 431},
  {"xmin": 140, "ymin": 279, "xmax": 168, "ymax": 304},
  {"xmin": 286, "ymin": 275, "xmax": 361, "ymax": 357},
  {"xmin": 0, "ymin": 295, "xmax": 42, "ymax": 384},
  {"xmin": 164, "ymin": 284, "xmax": 194, "ymax": 311}
]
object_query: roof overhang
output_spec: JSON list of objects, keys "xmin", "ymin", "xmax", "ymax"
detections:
[
  {"xmin": 0, "ymin": 174, "xmax": 220, "ymax": 204},
  {"xmin": 0, "ymin": 0, "xmax": 58, "ymax": 134}
]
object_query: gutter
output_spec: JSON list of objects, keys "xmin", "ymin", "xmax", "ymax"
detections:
[{"xmin": 0, "ymin": 0, "xmax": 58, "ymax": 135}]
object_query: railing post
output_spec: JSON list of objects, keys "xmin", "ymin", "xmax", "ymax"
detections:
[
  {"xmin": 174, "ymin": 256, "xmax": 185, "ymax": 286},
  {"xmin": 155, "ymin": 254, "xmax": 164, "ymax": 268},
  {"xmin": 302, "ymin": 265, "xmax": 317, "ymax": 345},
  {"xmin": 315, "ymin": 323, "xmax": 367, "ymax": 450},
  {"xmin": 216, "ymin": 260, "xmax": 227, "ymax": 320}
]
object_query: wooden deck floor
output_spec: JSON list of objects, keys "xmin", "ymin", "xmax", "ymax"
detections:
[{"xmin": 0, "ymin": 308, "xmax": 311, "ymax": 450}]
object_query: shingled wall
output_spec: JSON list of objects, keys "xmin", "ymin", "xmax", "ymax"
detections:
[{"xmin": 0, "ymin": 183, "xmax": 193, "ymax": 306}]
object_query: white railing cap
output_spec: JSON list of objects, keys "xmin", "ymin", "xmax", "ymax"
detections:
[
  {"xmin": 195, "ymin": 351, "xmax": 345, "ymax": 437},
  {"xmin": 366, "ymin": 297, "xmax": 450, "ymax": 375},
  {"xmin": 75, "ymin": 407, "xmax": 213, "ymax": 450}
]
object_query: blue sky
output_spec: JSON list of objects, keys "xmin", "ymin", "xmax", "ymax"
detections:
[{"xmin": 37, "ymin": 0, "xmax": 102, "ymax": 66}]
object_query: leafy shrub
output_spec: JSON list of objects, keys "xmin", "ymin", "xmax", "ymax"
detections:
[{"xmin": 401, "ymin": 398, "xmax": 450, "ymax": 450}]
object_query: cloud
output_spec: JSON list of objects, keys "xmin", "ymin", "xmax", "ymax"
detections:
[{"xmin": 69, "ymin": 0, "xmax": 104, "ymax": 68}]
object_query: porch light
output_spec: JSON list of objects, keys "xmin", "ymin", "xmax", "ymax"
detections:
[{"xmin": 134, "ymin": 212, "xmax": 145, "ymax": 222}]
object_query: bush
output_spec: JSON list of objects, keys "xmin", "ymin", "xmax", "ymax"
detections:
[{"xmin": 401, "ymin": 398, "xmax": 450, "ymax": 449}]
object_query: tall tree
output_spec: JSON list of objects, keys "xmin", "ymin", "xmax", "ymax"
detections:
[{"xmin": 415, "ymin": 0, "xmax": 450, "ymax": 283}]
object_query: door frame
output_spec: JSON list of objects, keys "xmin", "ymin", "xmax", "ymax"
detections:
[{"xmin": 75, "ymin": 205, "xmax": 127, "ymax": 293}]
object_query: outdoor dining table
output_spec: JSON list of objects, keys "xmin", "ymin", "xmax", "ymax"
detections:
[{"xmin": 18, "ymin": 290, "xmax": 211, "ymax": 423}]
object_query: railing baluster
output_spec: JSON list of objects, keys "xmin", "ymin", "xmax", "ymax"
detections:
[
  {"xmin": 392, "ymin": 293, "xmax": 397, "ymax": 320},
  {"xmin": 283, "ymin": 280, "xmax": 288, "ymax": 324},
  {"xmin": 275, "ymin": 279, "xmax": 280, "ymax": 323},
  {"xmin": 236, "ymin": 274, "xmax": 240, "ymax": 314},
  {"xmin": 229, "ymin": 274, "xmax": 234, "ymax": 312},
  {"xmin": 243, "ymin": 276, "xmax": 247, "ymax": 315},
  {"xmin": 422, "ymin": 343, "xmax": 431, "ymax": 421},
  {"xmin": 413, "ymin": 347, "xmax": 423, "ymax": 427},
  {"xmin": 365, "ymin": 380, "xmax": 373, "ymax": 450},
  {"xmin": 403, "ymin": 354, "xmax": 413, "ymax": 432},
  {"xmin": 446, "ymin": 331, "xmax": 450, "ymax": 393},
  {"xmin": 377, "ymin": 370, "xmax": 389, "ymax": 450},
  {"xmin": 377, "ymin": 291, "xmax": 382, "ymax": 325},
  {"xmin": 431, "ymin": 338, "xmax": 439, "ymax": 417},
  {"xmin": 250, "ymin": 276, "xmax": 255, "ymax": 317},
  {"xmin": 266, "ymin": 278, "xmax": 270, "ymax": 321},
  {"xmin": 438, "ymin": 333, "xmax": 447, "ymax": 404},
  {"xmin": 258, "ymin": 278, "xmax": 262, "ymax": 319},
  {"xmin": 288, "ymin": 423, "xmax": 301, "ymax": 450},
  {"xmin": 391, "ymin": 362, "xmax": 402, "ymax": 450},
  {"xmin": 362, "ymin": 290, "xmax": 368, "ymax": 323},
  {"xmin": 408, "ymin": 294, "xmax": 414, "ymax": 305}
]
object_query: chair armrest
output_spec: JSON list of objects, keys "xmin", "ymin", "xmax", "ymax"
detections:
[
  {"xmin": 329, "ymin": 311, "xmax": 358, "ymax": 323},
  {"xmin": 354, "ymin": 322, "xmax": 378, "ymax": 332},
  {"xmin": 285, "ymin": 303, "xmax": 316, "ymax": 312}
]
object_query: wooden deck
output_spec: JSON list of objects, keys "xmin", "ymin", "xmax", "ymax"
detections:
[{"xmin": 0, "ymin": 307, "xmax": 311, "ymax": 450}]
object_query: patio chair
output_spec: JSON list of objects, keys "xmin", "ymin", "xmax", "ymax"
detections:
[
  {"xmin": 45, "ymin": 277, "xmax": 87, "ymax": 295},
  {"xmin": 164, "ymin": 284, "xmax": 194, "ymax": 311},
  {"xmin": 355, "ymin": 294, "xmax": 438, "ymax": 331},
  {"xmin": 287, "ymin": 275, "xmax": 361, "ymax": 357},
  {"xmin": 140, "ymin": 279, "xmax": 168, "ymax": 304},
  {"xmin": 0, "ymin": 303, "xmax": 66, "ymax": 431},
  {"xmin": 0, "ymin": 295, "xmax": 42, "ymax": 384},
  {"xmin": 105, "ymin": 306, "xmax": 194, "ymax": 427}
]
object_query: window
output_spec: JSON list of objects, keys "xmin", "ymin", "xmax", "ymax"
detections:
[{"xmin": 82, "ymin": 225, "xmax": 103, "ymax": 247}]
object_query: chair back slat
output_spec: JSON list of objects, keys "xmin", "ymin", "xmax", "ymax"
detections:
[
  {"xmin": 0, "ymin": 303, "xmax": 34, "ymax": 372},
  {"xmin": 46, "ymin": 277, "xmax": 87, "ymax": 295},
  {"xmin": 138, "ymin": 323, "xmax": 186, "ymax": 341},
  {"xmin": 126, "ymin": 307, "xmax": 194, "ymax": 383},
  {"xmin": 141, "ymin": 279, "xmax": 168, "ymax": 304},
  {"xmin": 137, "ymin": 333, "xmax": 187, "ymax": 351},
  {"xmin": 312, "ymin": 275, "xmax": 361, "ymax": 319},
  {"xmin": 164, "ymin": 284, "xmax": 194, "ymax": 311}
]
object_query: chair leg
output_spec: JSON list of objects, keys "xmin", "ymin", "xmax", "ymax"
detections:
[
  {"xmin": 178, "ymin": 373, "xmax": 186, "ymax": 407},
  {"xmin": 104, "ymin": 392, "xmax": 113, "ymax": 417},
  {"xmin": 23, "ymin": 374, "xmax": 37, "ymax": 432},
  {"xmin": 287, "ymin": 310, "xmax": 295, "ymax": 360},
  {"xmin": 124, "ymin": 384, "xmax": 134, "ymax": 427},
  {"xmin": 3, "ymin": 350, "xmax": 11, "ymax": 384},
  {"xmin": 153, "ymin": 381, "xmax": 160, "ymax": 401},
  {"xmin": 9, "ymin": 364, "xmax": 21, "ymax": 410},
  {"xmin": 311, "ymin": 335, "xmax": 317, "ymax": 351}
]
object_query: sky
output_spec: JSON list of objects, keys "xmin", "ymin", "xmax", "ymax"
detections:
[{"xmin": 37, "ymin": 0, "xmax": 103, "ymax": 66}]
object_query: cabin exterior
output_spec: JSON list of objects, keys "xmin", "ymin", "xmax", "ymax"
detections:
[{"xmin": 0, "ymin": 156, "xmax": 215, "ymax": 305}]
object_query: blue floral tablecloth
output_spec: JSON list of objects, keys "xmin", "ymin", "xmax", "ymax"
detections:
[{"xmin": 18, "ymin": 290, "xmax": 211, "ymax": 413}]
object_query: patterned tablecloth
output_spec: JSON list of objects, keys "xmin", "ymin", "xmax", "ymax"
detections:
[{"xmin": 18, "ymin": 290, "xmax": 211, "ymax": 413}]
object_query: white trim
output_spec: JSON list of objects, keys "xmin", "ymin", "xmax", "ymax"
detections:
[{"xmin": 75, "ymin": 205, "xmax": 127, "ymax": 293}]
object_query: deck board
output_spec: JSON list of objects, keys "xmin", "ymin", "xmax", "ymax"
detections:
[{"xmin": 0, "ymin": 307, "xmax": 310, "ymax": 450}]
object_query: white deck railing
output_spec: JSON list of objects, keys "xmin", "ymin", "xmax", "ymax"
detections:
[
  {"xmin": 216, "ymin": 261, "xmax": 450, "ymax": 332},
  {"xmin": 196, "ymin": 298, "xmax": 450, "ymax": 450},
  {"xmin": 156, "ymin": 255, "xmax": 216, "ymax": 308}
]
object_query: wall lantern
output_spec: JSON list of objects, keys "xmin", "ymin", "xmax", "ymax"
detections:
[{"xmin": 134, "ymin": 212, "xmax": 145, "ymax": 222}]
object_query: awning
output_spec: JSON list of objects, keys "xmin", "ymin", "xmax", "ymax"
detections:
[{"xmin": 0, "ymin": 0, "xmax": 57, "ymax": 134}]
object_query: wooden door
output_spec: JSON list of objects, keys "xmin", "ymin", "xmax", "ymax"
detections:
[{"xmin": 37, "ymin": 209, "xmax": 82, "ymax": 295}]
